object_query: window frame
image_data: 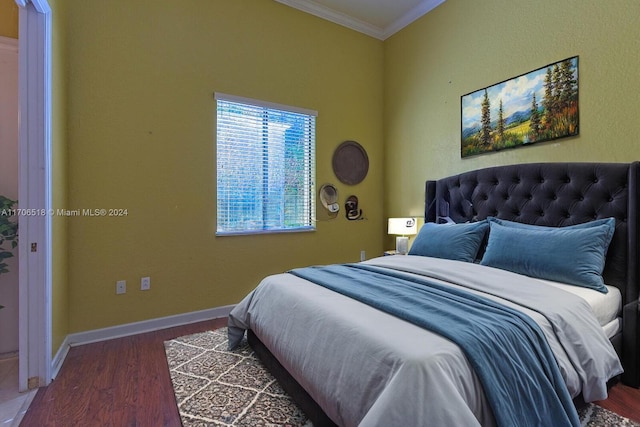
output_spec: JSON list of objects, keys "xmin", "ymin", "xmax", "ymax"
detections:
[{"xmin": 215, "ymin": 92, "xmax": 317, "ymax": 236}]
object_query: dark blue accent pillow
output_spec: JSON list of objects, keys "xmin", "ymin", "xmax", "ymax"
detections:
[
  {"xmin": 480, "ymin": 218, "xmax": 615, "ymax": 293},
  {"xmin": 409, "ymin": 220, "xmax": 489, "ymax": 262}
]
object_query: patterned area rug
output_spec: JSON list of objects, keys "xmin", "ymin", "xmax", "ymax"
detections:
[
  {"xmin": 579, "ymin": 404, "xmax": 640, "ymax": 427},
  {"xmin": 164, "ymin": 327, "xmax": 310, "ymax": 426},
  {"xmin": 165, "ymin": 328, "xmax": 639, "ymax": 427}
]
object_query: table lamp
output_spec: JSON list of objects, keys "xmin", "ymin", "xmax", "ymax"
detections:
[{"xmin": 388, "ymin": 218, "xmax": 418, "ymax": 255}]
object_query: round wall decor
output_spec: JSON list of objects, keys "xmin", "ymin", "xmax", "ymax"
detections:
[
  {"xmin": 332, "ymin": 140, "xmax": 369, "ymax": 185},
  {"xmin": 319, "ymin": 183, "xmax": 340, "ymax": 213}
]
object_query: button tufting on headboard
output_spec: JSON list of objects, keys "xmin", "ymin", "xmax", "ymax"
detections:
[
  {"xmin": 425, "ymin": 162, "xmax": 639, "ymax": 306},
  {"xmin": 423, "ymin": 161, "xmax": 640, "ymax": 389}
]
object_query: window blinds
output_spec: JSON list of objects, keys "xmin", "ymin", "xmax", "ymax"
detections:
[{"xmin": 215, "ymin": 93, "xmax": 316, "ymax": 235}]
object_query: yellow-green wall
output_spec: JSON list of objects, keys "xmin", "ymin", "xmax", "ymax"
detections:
[
  {"xmin": 49, "ymin": 0, "xmax": 640, "ymax": 346},
  {"xmin": 50, "ymin": 0, "xmax": 70, "ymax": 355},
  {"xmin": 384, "ymin": 0, "xmax": 640, "ymax": 223},
  {"xmin": 64, "ymin": 0, "xmax": 384, "ymax": 332},
  {"xmin": 0, "ymin": 0, "xmax": 18, "ymax": 39}
]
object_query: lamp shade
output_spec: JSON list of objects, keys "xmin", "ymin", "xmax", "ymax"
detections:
[{"xmin": 387, "ymin": 218, "xmax": 418, "ymax": 236}]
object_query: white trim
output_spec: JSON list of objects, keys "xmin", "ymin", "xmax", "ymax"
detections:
[
  {"xmin": 50, "ymin": 334, "xmax": 69, "ymax": 379},
  {"xmin": 66, "ymin": 305, "xmax": 234, "ymax": 347},
  {"xmin": 30, "ymin": 0, "xmax": 50, "ymax": 14},
  {"xmin": 16, "ymin": 0, "xmax": 52, "ymax": 391},
  {"xmin": 274, "ymin": 0, "xmax": 445, "ymax": 40},
  {"xmin": 382, "ymin": 0, "xmax": 446, "ymax": 40},
  {"xmin": 274, "ymin": 0, "xmax": 384, "ymax": 39},
  {"xmin": 215, "ymin": 92, "xmax": 318, "ymax": 117},
  {"xmin": 51, "ymin": 306, "xmax": 235, "ymax": 377}
]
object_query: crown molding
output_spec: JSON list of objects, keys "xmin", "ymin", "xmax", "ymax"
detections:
[
  {"xmin": 275, "ymin": 0, "xmax": 445, "ymax": 40},
  {"xmin": 274, "ymin": 0, "xmax": 385, "ymax": 39},
  {"xmin": 382, "ymin": 0, "xmax": 445, "ymax": 40}
]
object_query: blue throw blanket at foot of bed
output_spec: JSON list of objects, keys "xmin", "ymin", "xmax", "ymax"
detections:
[{"xmin": 288, "ymin": 263, "xmax": 580, "ymax": 427}]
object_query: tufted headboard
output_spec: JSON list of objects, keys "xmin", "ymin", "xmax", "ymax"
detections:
[{"xmin": 425, "ymin": 162, "xmax": 640, "ymax": 386}]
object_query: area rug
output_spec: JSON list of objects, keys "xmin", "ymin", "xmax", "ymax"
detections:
[
  {"xmin": 165, "ymin": 327, "xmax": 639, "ymax": 427},
  {"xmin": 579, "ymin": 404, "xmax": 640, "ymax": 426},
  {"xmin": 164, "ymin": 327, "xmax": 310, "ymax": 426}
]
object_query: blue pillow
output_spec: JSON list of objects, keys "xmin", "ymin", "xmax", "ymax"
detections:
[
  {"xmin": 480, "ymin": 219, "xmax": 615, "ymax": 293},
  {"xmin": 487, "ymin": 216, "xmax": 614, "ymax": 231},
  {"xmin": 409, "ymin": 220, "xmax": 489, "ymax": 262}
]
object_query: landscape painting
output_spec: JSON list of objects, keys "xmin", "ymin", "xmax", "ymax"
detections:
[{"xmin": 461, "ymin": 56, "xmax": 579, "ymax": 157}]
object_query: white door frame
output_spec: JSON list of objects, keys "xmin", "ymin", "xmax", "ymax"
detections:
[{"xmin": 15, "ymin": 0, "xmax": 52, "ymax": 391}]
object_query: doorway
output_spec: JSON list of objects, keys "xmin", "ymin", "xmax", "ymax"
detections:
[
  {"xmin": 0, "ymin": 36, "xmax": 19, "ymax": 359},
  {"xmin": 0, "ymin": 33, "xmax": 35, "ymax": 425},
  {"xmin": 0, "ymin": 0, "xmax": 53, "ymax": 418},
  {"xmin": 0, "ymin": 0, "xmax": 52, "ymax": 418},
  {"xmin": 15, "ymin": 0, "xmax": 53, "ymax": 395}
]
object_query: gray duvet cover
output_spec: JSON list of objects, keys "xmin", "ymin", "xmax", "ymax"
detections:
[{"xmin": 228, "ymin": 256, "xmax": 623, "ymax": 427}]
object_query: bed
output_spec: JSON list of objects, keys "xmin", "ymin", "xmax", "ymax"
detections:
[{"xmin": 228, "ymin": 162, "xmax": 640, "ymax": 427}]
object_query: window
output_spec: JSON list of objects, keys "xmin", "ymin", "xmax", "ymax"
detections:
[{"xmin": 215, "ymin": 93, "xmax": 316, "ymax": 235}]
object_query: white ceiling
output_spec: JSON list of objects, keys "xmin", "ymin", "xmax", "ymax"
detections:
[{"xmin": 274, "ymin": 0, "xmax": 446, "ymax": 40}]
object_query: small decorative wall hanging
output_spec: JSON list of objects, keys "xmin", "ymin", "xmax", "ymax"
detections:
[
  {"xmin": 319, "ymin": 183, "xmax": 340, "ymax": 214},
  {"xmin": 345, "ymin": 195, "xmax": 363, "ymax": 220},
  {"xmin": 332, "ymin": 140, "xmax": 369, "ymax": 185},
  {"xmin": 461, "ymin": 56, "xmax": 579, "ymax": 158}
]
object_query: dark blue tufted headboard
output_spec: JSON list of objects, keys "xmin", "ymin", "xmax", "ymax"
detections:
[{"xmin": 425, "ymin": 162, "xmax": 640, "ymax": 386}]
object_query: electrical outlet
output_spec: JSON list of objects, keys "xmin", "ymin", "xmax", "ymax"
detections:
[
  {"xmin": 360, "ymin": 250, "xmax": 366, "ymax": 262},
  {"xmin": 141, "ymin": 276, "xmax": 151, "ymax": 291},
  {"xmin": 116, "ymin": 280, "xmax": 126, "ymax": 295}
]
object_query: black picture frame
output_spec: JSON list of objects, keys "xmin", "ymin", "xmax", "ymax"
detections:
[{"xmin": 461, "ymin": 56, "xmax": 579, "ymax": 158}]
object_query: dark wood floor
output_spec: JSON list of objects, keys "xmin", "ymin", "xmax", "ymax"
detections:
[
  {"xmin": 20, "ymin": 318, "xmax": 227, "ymax": 427},
  {"xmin": 19, "ymin": 318, "xmax": 640, "ymax": 426},
  {"xmin": 596, "ymin": 382, "xmax": 640, "ymax": 423}
]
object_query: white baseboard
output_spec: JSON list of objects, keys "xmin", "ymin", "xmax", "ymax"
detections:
[
  {"xmin": 50, "ymin": 305, "xmax": 234, "ymax": 379},
  {"xmin": 51, "ymin": 336, "xmax": 70, "ymax": 379}
]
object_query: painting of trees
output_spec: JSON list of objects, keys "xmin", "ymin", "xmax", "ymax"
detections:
[
  {"xmin": 529, "ymin": 93, "xmax": 541, "ymax": 140},
  {"xmin": 481, "ymin": 89, "xmax": 491, "ymax": 146},
  {"xmin": 461, "ymin": 56, "xmax": 578, "ymax": 157}
]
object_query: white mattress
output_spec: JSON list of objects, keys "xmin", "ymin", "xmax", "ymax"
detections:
[
  {"xmin": 537, "ymin": 280, "xmax": 622, "ymax": 326},
  {"xmin": 602, "ymin": 318, "xmax": 622, "ymax": 338}
]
